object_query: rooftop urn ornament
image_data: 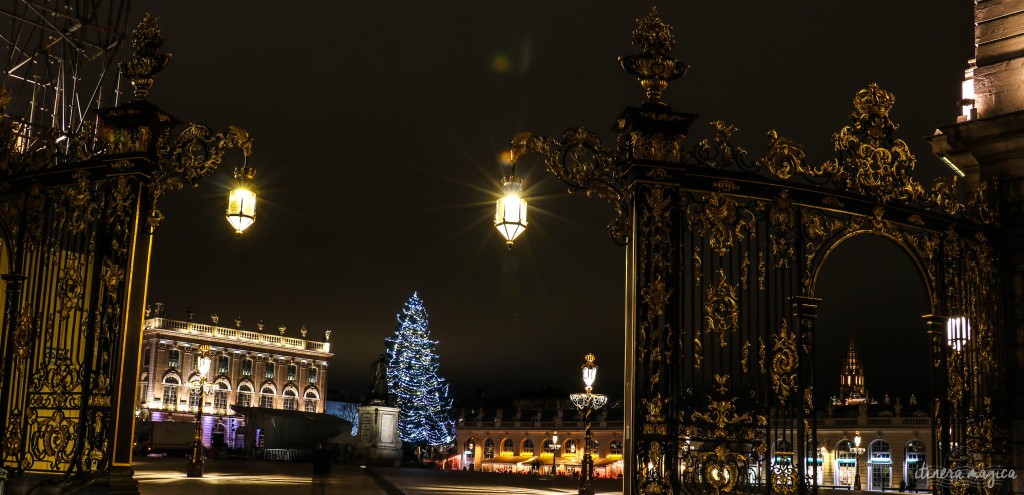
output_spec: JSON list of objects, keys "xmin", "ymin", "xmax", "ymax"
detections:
[
  {"xmin": 278, "ymin": 325, "xmax": 286, "ymax": 336},
  {"xmin": 145, "ymin": 304, "xmax": 151, "ymax": 318},
  {"xmin": 618, "ymin": 7, "xmax": 689, "ymax": 106},
  {"xmin": 235, "ymin": 316, "xmax": 242, "ymax": 328},
  {"xmin": 119, "ymin": 12, "xmax": 171, "ymax": 100},
  {"xmin": 210, "ymin": 313, "xmax": 219, "ymax": 325},
  {"xmin": 258, "ymin": 320, "xmax": 265, "ymax": 332},
  {"xmin": 155, "ymin": 301, "xmax": 165, "ymax": 317},
  {"xmin": 186, "ymin": 307, "xmax": 194, "ymax": 322},
  {"xmin": 300, "ymin": 325, "xmax": 308, "ymax": 338},
  {"xmin": 324, "ymin": 329, "xmax": 332, "ymax": 340}
]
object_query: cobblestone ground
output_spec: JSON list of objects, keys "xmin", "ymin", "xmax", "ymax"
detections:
[{"xmin": 134, "ymin": 457, "xmax": 624, "ymax": 495}]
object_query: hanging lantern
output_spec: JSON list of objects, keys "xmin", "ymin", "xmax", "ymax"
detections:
[
  {"xmin": 226, "ymin": 156, "xmax": 256, "ymax": 235},
  {"xmin": 494, "ymin": 178, "xmax": 527, "ymax": 245}
]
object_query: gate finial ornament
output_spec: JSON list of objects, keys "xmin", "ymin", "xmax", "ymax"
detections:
[{"xmin": 619, "ymin": 7, "xmax": 689, "ymax": 106}]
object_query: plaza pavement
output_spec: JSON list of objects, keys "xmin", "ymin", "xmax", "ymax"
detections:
[{"xmin": 133, "ymin": 457, "xmax": 625, "ymax": 495}]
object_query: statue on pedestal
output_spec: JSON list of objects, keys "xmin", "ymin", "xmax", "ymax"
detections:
[{"xmin": 369, "ymin": 354, "xmax": 390, "ymax": 405}]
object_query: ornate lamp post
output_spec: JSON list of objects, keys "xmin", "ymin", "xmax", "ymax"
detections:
[
  {"xmin": 852, "ymin": 432, "xmax": 866, "ymax": 490},
  {"xmin": 551, "ymin": 433, "xmax": 561, "ymax": 476},
  {"xmin": 186, "ymin": 344, "xmax": 213, "ymax": 477},
  {"xmin": 570, "ymin": 353, "xmax": 609, "ymax": 495}
]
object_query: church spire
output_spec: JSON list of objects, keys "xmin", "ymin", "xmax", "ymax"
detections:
[{"xmin": 840, "ymin": 338, "xmax": 867, "ymax": 405}]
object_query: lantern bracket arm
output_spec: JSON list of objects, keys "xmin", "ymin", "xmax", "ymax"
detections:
[
  {"xmin": 508, "ymin": 128, "xmax": 632, "ymax": 245},
  {"xmin": 145, "ymin": 123, "xmax": 254, "ymax": 233}
]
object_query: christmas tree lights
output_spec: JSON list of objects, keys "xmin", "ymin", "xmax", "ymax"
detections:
[{"xmin": 384, "ymin": 292, "xmax": 456, "ymax": 446}]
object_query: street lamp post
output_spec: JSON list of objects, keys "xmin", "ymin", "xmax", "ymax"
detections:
[
  {"xmin": 852, "ymin": 432, "xmax": 866, "ymax": 491},
  {"xmin": 186, "ymin": 344, "xmax": 213, "ymax": 477},
  {"xmin": 570, "ymin": 353, "xmax": 609, "ymax": 495},
  {"xmin": 552, "ymin": 433, "xmax": 561, "ymax": 476}
]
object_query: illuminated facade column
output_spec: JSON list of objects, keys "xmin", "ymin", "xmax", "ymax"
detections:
[{"xmin": 927, "ymin": 3, "xmax": 1024, "ymax": 491}]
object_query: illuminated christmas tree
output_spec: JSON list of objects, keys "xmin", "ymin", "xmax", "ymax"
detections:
[{"xmin": 385, "ymin": 292, "xmax": 456, "ymax": 446}]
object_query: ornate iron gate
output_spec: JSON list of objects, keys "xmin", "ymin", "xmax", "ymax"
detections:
[
  {"xmin": 0, "ymin": 13, "xmax": 251, "ymax": 493},
  {"xmin": 507, "ymin": 9, "xmax": 1004, "ymax": 495}
]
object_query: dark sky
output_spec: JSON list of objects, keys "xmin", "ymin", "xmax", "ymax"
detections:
[{"xmin": 134, "ymin": 2, "xmax": 972, "ymax": 402}]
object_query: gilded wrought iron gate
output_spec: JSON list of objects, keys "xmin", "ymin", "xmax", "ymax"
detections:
[
  {"xmin": 0, "ymin": 13, "xmax": 251, "ymax": 493},
  {"xmin": 507, "ymin": 9, "xmax": 1004, "ymax": 495}
]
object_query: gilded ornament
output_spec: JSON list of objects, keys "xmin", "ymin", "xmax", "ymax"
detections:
[
  {"xmin": 619, "ymin": 7, "xmax": 688, "ymax": 105},
  {"xmin": 757, "ymin": 129, "xmax": 806, "ymax": 179},
  {"xmin": 704, "ymin": 269, "xmax": 739, "ymax": 347},
  {"xmin": 120, "ymin": 13, "xmax": 172, "ymax": 100},
  {"xmin": 691, "ymin": 399, "xmax": 751, "ymax": 439},
  {"xmin": 641, "ymin": 276, "xmax": 672, "ymax": 317},
  {"xmin": 56, "ymin": 257, "xmax": 85, "ymax": 319},
  {"xmin": 713, "ymin": 374, "xmax": 730, "ymax": 395},
  {"xmin": 771, "ymin": 320, "xmax": 798, "ymax": 401}
]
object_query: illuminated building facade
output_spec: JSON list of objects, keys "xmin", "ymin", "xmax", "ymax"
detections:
[
  {"xmin": 454, "ymin": 404, "xmax": 625, "ymax": 477},
  {"xmin": 136, "ymin": 314, "xmax": 333, "ymax": 449},
  {"xmin": 839, "ymin": 340, "xmax": 867, "ymax": 405}
]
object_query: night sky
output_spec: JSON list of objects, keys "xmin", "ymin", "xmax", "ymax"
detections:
[{"xmin": 134, "ymin": 2, "xmax": 972, "ymax": 404}]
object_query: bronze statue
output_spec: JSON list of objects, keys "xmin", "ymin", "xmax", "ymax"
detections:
[{"xmin": 370, "ymin": 353, "xmax": 390, "ymax": 404}]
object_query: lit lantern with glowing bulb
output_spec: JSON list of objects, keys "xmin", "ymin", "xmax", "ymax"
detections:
[
  {"xmin": 494, "ymin": 178, "xmax": 527, "ymax": 246},
  {"xmin": 226, "ymin": 155, "xmax": 256, "ymax": 236}
]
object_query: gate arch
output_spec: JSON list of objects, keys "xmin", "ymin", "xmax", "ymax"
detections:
[{"xmin": 503, "ymin": 11, "xmax": 1003, "ymax": 495}]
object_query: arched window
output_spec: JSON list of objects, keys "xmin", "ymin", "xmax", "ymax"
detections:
[
  {"xmin": 609, "ymin": 440, "xmax": 623, "ymax": 456},
  {"xmin": 260, "ymin": 386, "xmax": 275, "ymax": 408},
  {"xmin": 464, "ymin": 438, "xmax": 476, "ymax": 457},
  {"xmin": 905, "ymin": 441, "xmax": 926, "ymax": 489},
  {"xmin": 161, "ymin": 375, "xmax": 180, "ymax": 409},
  {"xmin": 138, "ymin": 372, "xmax": 149, "ymax": 404},
  {"xmin": 237, "ymin": 383, "xmax": 253, "ymax": 407},
  {"xmin": 869, "ymin": 439, "xmax": 892, "ymax": 490},
  {"xmin": 563, "ymin": 438, "xmax": 578, "ymax": 456},
  {"xmin": 483, "ymin": 439, "xmax": 495, "ymax": 459},
  {"xmin": 264, "ymin": 361, "xmax": 275, "ymax": 380},
  {"xmin": 835, "ymin": 440, "xmax": 855, "ymax": 486},
  {"xmin": 543, "ymin": 438, "xmax": 557, "ymax": 454},
  {"xmin": 213, "ymin": 382, "xmax": 229, "ymax": 410},
  {"xmin": 188, "ymin": 378, "xmax": 202, "ymax": 409},
  {"xmin": 304, "ymin": 390, "xmax": 319, "ymax": 412},
  {"xmin": 308, "ymin": 367, "xmax": 318, "ymax": 384},
  {"xmin": 521, "ymin": 438, "xmax": 534, "ymax": 455},
  {"xmin": 501, "ymin": 438, "xmax": 514, "ymax": 454},
  {"xmin": 287, "ymin": 364, "xmax": 298, "ymax": 382},
  {"xmin": 167, "ymin": 349, "xmax": 180, "ymax": 368},
  {"xmin": 241, "ymin": 358, "xmax": 253, "ymax": 377},
  {"xmin": 217, "ymin": 355, "xmax": 230, "ymax": 374},
  {"xmin": 588, "ymin": 438, "xmax": 600, "ymax": 455},
  {"xmin": 283, "ymin": 388, "xmax": 298, "ymax": 411}
]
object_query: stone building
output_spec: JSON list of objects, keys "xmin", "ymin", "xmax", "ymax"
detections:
[{"xmin": 136, "ymin": 311, "xmax": 333, "ymax": 450}]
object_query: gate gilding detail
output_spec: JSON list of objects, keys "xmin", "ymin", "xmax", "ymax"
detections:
[{"xmin": 504, "ymin": 8, "xmax": 1003, "ymax": 495}]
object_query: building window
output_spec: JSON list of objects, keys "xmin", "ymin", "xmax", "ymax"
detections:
[
  {"xmin": 564, "ymin": 439, "xmax": 577, "ymax": 456},
  {"xmin": 587, "ymin": 438, "xmax": 599, "ymax": 455},
  {"xmin": 483, "ymin": 439, "xmax": 495, "ymax": 459},
  {"xmin": 161, "ymin": 376, "xmax": 179, "ymax": 408},
  {"xmin": 237, "ymin": 384, "xmax": 253, "ymax": 407},
  {"xmin": 188, "ymin": 383, "xmax": 202, "ymax": 409},
  {"xmin": 287, "ymin": 364, "xmax": 297, "ymax": 382},
  {"xmin": 138, "ymin": 381, "xmax": 149, "ymax": 403},
  {"xmin": 143, "ymin": 349, "xmax": 151, "ymax": 366},
  {"xmin": 242, "ymin": 358, "xmax": 253, "ymax": 377},
  {"xmin": 905, "ymin": 441, "xmax": 926, "ymax": 489},
  {"xmin": 167, "ymin": 349, "xmax": 180, "ymax": 368},
  {"xmin": 283, "ymin": 389, "xmax": 297, "ymax": 411},
  {"xmin": 217, "ymin": 355, "xmax": 229, "ymax": 374},
  {"xmin": 308, "ymin": 367, "xmax": 318, "ymax": 384},
  {"xmin": 264, "ymin": 362, "xmax": 275, "ymax": 380},
  {"xmin": 501, "ymin": 438, "xmax": 513, "ymax": 455},
  {"xmin": 609, "ymin": 440, "xmax": 623, "ymax": 456},
  {"xmin": 544, "ymin": 438, "xmax": 557, "ymax": 454},
  {"xmin": 304, "ymin": 391, "xmax": 318, "ymax": 412},
  {"xmin": 521, "ymin": 439, "xmax": 534, "ymax": 455},
  {"xmin": 214, "ymin": 383, "xmax": 229, "ymax": 410},
  {"xmin": 870, "ymin": 440, "xmax": 892, "ymax": 490},
  {"xmin": 836, "ymin": 440, "xmax": 856, "ymax": 486},
  {"xmin": 260, "ymin": 386, "xmax": 275, "ymax": 408}
]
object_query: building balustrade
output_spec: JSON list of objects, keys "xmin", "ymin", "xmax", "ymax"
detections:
[{"xmin": 145, "ymin": 317, "xmax": 331, "ymax": 355}]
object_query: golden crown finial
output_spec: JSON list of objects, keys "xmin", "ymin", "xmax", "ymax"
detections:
[
  {"xmin": 584, "ymin": 353, "xmax": 596, "ymax": 365},
  {"xmin": 853, "ymin": 83, "xmax": 895, "ymax": 117}
]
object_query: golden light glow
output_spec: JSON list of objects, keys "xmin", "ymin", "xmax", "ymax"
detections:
[
  {"xmin": 227, "ymin": 185, "xmax": 256, "ymax": 235},
  {"xmin": 495, "ymin": 179, "xmax": 527, "ymax": 245}
]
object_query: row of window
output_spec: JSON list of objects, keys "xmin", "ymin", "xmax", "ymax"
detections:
[
  {"xmin": 150, "ymin": 376, "xmax": 320, "ymax": 413},
  {"xmin": 468, "ymin": 438, "xmax": 624, "ymax": 458},
  {"xmin": 152, "ymin": 349, "xmax": 318, "ymax": 383}
]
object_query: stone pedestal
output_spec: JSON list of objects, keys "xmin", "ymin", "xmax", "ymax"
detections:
[{"xmin": 356, "ymin": 404, "xmax": 402, "ymax": 464}]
